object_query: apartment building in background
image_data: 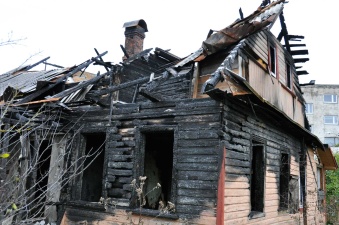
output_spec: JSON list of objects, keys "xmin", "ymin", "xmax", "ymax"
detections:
[{"xmin": 302, "ymin": 84, "xmax": 339, "ymax": 148}]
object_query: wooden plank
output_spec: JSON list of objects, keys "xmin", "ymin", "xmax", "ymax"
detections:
[
  {"xmin": 177, "ymin": 171, "xmax": 219, "ymax": 181},
  {"xmin": 225, "ymin": 174, "xmax": 249, "ymax": 182},
  {"xmin": 177, "ymin": 180, "xmax": 218, "ymax": 189},
  {"xmin": 176, "ymin": 196, "xmax": 216, "ymax": 206},
  {"xmin": 224, "ymin": 203, "xmax": 250, "ymax": 213},
  {"xmin": 225, "ymin": 181, "xmax": 249, "ymax": 189},
  {"xmin": 225, "ymin": 189, "xmax": 250, "ymax": 197},
  {"xmin": 177, "ymin": 188, "xmax": 216, "ymax": 198}
]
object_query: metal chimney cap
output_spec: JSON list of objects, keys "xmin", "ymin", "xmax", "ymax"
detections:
[{"xmin": 123, "ymin": 19, "xmax": 148, "ymax": 32}]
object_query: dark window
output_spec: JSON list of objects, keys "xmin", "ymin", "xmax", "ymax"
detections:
[
  {"xmin": 31, "ymin": 140, "xmax": 52, "ymax": 218},
  {"xmin": 81, "ymin": 133, "xmax": 106, "ymax": 202},
  {"xmin": 269, "ymin": 45, "xmax": 276, "ymax": 77},
  {"xmin": 250, "ymin": 142, "xmax": 265, "ymax": 213},
  {"xmin": 286, "ymin": 63, "xmax": 291, "ymax": 88},
  {"xmin": 143, "ymin": 131, "xmax": 174, "ymax": 209},
  {"xmin": 279, "ymin": 153, "xmax": 289, "ymax": 210}
]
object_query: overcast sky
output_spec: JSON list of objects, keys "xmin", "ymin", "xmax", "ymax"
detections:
[{"xmin": 0, "ymin": 0, "xmax": 336, "ymax": 85}]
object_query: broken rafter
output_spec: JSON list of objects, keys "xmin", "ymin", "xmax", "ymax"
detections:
[
  {"xmin": 290, "ymin": 50, "xmax": 308, "ymax": 56},
  {"xmin": 43, "ymin": 61, "xmax": 64, "ymax": 69},
  {"xmin": 294, "ymin": 58, "xmax": 309, "ymax": 63},
  {"xmin": 285, "ymin": 44, "xmax": 306, "ymax": 48},
  {"xmin": 16, "ymin": 51, "xmax": 108, "ymax": 104},
  {"xmin": 94, "ymin": 48, "xmax": 110, "ymax": 72},
  {"xmin": 25, "ymin": 57, "xmax": 51, "ymax": 71},
  {"xmin": 49, "ymin": 71, "xmax": 111, "ymax": 99},
  {"xmin": 278, "ymin": 11, "xmax": 290, "ymax": 52},
  {"xmin": 288, "ymin": 35, "xmax": 304, "ymax": 41},
  {"xmin": 120, "ymin": 44, "xmax": 130, "ymax": 59},
  {"xmin": 297, "ymin": 70, "xmax": 309, "ymax": 75}
]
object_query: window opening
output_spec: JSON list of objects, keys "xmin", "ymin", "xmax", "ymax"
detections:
[
  {"xmin": 269, "ymin": 45, "xmax": 276, "ymax": 77},
  {"xmin": 279, "ymin": 153, "xmax": 289, "ymax": 210},
  {"xmin": 143, "ymin": 131, "xmax": 174, "ymax": 209},
  {"xmin": 286, "ymin": 63, "xmax": 291, "ymax": 88},
  {"xmin": 81, "ymin": 133, "xmax": 105, "ymax": 202},
  {"xmin": 31, "ymin": 140, "xmax": 52, "ymax": 218},
  {"xmin": 250, "ymin": 142, "xmax": 265, "ymax": 213}
]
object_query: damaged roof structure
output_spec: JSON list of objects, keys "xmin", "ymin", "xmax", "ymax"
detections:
[{"xmin": 0, "ymin": 1, "xmax": 337, "ymax": 225}]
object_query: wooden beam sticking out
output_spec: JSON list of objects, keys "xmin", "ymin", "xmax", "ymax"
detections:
[
  {"xmin": 294, "ymin": 58, "xmax": 309, "ymax": 63},
  {"xmin": 239, "ymin": 8, "xmax": 244, "ymax": 20},
  {"xmin": 290, "ymin": 50, "xmax": 309, "ymax": 56},
  {"xmin": 288, "ymin": 35, "xmax": 304, "ymax": 40},
  {"xmin": 297, "ymin": 70, "xmax": 309, "ymax": 75},
  {"xmin": 43, "ymin": 61, "xmax": 64, "ymax": 69},
  {"xmin": 25, "ymin": 57, "xmax": 51, "ymax": 71},
  {"xmin": 285, "ymin": 44, "xmax": 306, "ymax": 48}
]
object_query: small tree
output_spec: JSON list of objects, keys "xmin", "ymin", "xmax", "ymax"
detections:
[{"xmin": 326, "ymin": 152, "xmax": 339, "ymax": 224}]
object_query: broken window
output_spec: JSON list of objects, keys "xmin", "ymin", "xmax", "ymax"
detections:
[
  {"xmin": 250, "ymin": 141, "xmax": 265, "ymax": 215},
  {"xmin": 80, "ymin": 133, "xmax": 106, "ymax": 202},
  {"xmin": 279, "ymin": 153, "xmax": 289, "ymax": 210},
  {"xmin": 269, "ymin": 45, "xmax": 276, "ymax": 77},
  {"xmin": 140, "ymin": 130, "xmax": 174, "ymax": 210}
]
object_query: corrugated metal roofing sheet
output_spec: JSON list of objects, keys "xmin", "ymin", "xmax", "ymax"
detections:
[{"xmin": 0, "ymin": 68, "xmax": 72, "ymax": 96}]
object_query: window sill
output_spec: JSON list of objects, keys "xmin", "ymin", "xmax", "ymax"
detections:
[
  {"xmin": 131, "ymin": 208, "xmax": 178, "ymax": 220},
  {"xmin": 248, "ymin": 211, "xmax": 265, "ymax": 220},
  {"xmin": 66, "ymin": 200, "xmax": 106, "ymax": 211}
]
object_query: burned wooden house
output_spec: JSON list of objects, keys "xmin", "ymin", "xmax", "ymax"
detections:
[{"xmin": 0, "ymin": 0, "xmax": 337, "ymax": 224}]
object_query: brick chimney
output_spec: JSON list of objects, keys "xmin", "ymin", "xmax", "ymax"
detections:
[{"xmin": 122, "ymin": 19, "xmax": 148, "ymax": 60}]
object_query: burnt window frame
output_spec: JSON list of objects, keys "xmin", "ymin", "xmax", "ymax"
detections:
[
  {"xmin": 278, "ymin": 153, "xmax": 290, "ymax": 211},
  {"xmin": 133, "ymin": 125, "xmax": 178, "ymax": 217},
  {"xmin": 72, "ymin": 129, "xmax": 107, "ymax": 202},
  {"xmin": 249, "ymin": 138, "xmax": 266, "ymax": 220},
  {"xmin": 285, "ymin": 62, "xmax": 292, "ymax": 89}
]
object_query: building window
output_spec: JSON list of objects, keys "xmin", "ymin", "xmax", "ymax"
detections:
[
  {"xmin": 305, "ymin": 103, "xmax": 313, "ymax": 114},
  {"xmin": 279, "ymin": 153, "xmax": 289, "ymax": 210},
  {"xmin": 249, "ymin": 140, "xmax": 265, "ymax": 218},
  {"xmin": 286, "ymin": 63, "xmax": 292, "ymax": 89},
  {"xmin": 324, "ymin": 115, "xmax": 338, "ymax": 125},
  {"xmin": 81, "ymin": 133, "xmax": 106, "ymax": 202},
  {"xmin": 324, "ymin": 94, "xmax": 337, "ymax": 103},
  {"xmin": 269, "ymin": 45, "xmax": 276, "ymax": 77},
  {"xmin": 324, "ymin": 137, "xmax": 339, "ymax": 147},
  {"xmin": 135, "ymin": 127, "xmax": 176, "ymax": 213}
]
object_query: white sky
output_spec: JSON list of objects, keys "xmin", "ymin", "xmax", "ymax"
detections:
[{"xmin": 0, "ymin": 0, "xmax": 336, "ymax": 85}]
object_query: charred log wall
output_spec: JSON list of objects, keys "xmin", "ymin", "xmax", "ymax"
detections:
[{"xmin": 63, "ymin": 98, "xmax": 222, "ymax": 222}]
